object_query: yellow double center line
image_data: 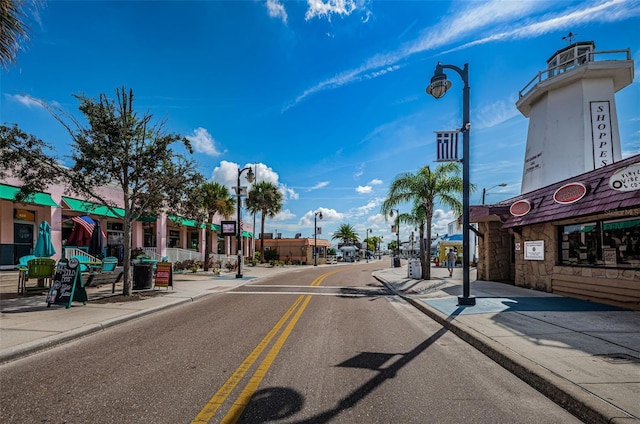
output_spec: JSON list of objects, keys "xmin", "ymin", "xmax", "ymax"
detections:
[{"xmin": 192, "ymin": 269, "xmax": 344, "ymax": 423}]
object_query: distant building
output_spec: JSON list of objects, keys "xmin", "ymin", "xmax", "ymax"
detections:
[{"xmin": 260, "ymin": 237, "xmax": 331, "ymax": 264}]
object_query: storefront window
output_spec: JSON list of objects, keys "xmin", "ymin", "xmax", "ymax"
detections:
[
  {"xmin": 169, "ymin": 230, "xmax": 180, "ymax": 248},
  {"xmin": 559, "ymin": 218, "xmax": 640, "ymax": 268}
]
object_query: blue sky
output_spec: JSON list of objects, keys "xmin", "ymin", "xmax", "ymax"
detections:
[{"xmin": 2, "ymin": 0, "xmax": 639, "ymax": 245}]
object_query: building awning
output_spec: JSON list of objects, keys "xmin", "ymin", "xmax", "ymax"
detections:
[
  {"xmin": 62, "ymin": 197, "xmax": 124, "ymax": 218},
  {"xmin": 169, "ymin": 215, "xmax": 197, "ymax": 227},
  {"xmin": 0, "ymin": 184, "xmax": 59, "ymax": 207}
]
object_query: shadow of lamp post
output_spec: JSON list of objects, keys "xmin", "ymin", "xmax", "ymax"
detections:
[
  {"xmin": 426, "ymin": 61, "xmax": 475, "ymax": 306},
  {"xmin": 236, "ymin": 165, "xmax": 255, "ymax": 278}
]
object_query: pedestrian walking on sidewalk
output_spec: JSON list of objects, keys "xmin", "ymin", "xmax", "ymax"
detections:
[{"xmin": 446, "ymin": 248, "xmax": 456, "ymax": 277}]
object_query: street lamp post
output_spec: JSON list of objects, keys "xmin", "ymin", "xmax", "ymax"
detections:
[
  {"xmin": 236, "ymin": 165, "xmax": 255, "ymax": 278},
  {"xmin": 314, "ymin": 210, "xmax": 323, "ymax": 266},
  {"xmin": 389, "ymin": 209, "xmax": 400, "ymax": 266},
  {"xmin": 482, "ymin": 183, "xmax": 507, "ymax": 205},
  {"xmin": 427, "ymin": 62, "xmax": 475, "ymax": 306},
  {"xmin": 366, "ymin": 228, "xmax": 372, "ymax": 263}
]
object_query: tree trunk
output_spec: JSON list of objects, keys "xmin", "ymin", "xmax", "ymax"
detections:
[
  {"xmin": 259, "ymin": 212, "xmax": 266, "ymax": 262},
  {"xmin": 122, "ymin": 218, "xmax": 133, "ymax": 296},
  {"xmin": 422, "ymin": 220, "xmax": 431, "ymax": 280}
]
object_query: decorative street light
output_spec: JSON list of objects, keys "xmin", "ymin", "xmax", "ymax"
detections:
[
  {"xmin": 314, "ymin": 210, "xmax": 323, "ymax": 266},
  {"xmin": 389, "ymin": 209, "xmax": 400, "ymax": 267},
  {"xmin": 366, "ymin": 228, "xmax": 372, "ymax": 263},
  {"xmin": 236, "ymin": 165, "xmax": 255, "ymax": 278},
  {"xmin": 482, "ymin": 183, "xmax": 507, "ymax": 205},
  {"xmin": 426, "ymin": 62, "xmax": 475, "ymax": 306}
]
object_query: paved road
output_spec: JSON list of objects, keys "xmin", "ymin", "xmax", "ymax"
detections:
[{"xmin": 1, "ymin": 263, "xmax": 581, "ymax": 423}]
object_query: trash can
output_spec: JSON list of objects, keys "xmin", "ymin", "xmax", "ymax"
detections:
[
  {"xmin": 393, "ymin": 256, "xmax": 401, "ymax": 268},
  {"xmin": 133, "ymin": 263, "xmax": 153, "ymax": 290}
]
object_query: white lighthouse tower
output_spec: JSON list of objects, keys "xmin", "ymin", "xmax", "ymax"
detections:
[{"xmin": 516, "ymin": 39, "xmax": 634, "ymax": 194}]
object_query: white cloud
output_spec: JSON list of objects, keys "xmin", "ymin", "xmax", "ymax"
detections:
[
  {"xmin": 356, "ymin": 185, "xmax": 372, "ymax": 194},
  {"xmin": 308, "ymin": 181, "xmax": 330, "ymax": 191},
  {"xmin": 273, "ymin": 209, "xmax": 295, "ymax": 221},
  {"xmin": 211, "ymin": 161, "xmax": 299, "ymax": 201},
  {"xmin": 186, "ymin": 127, "xmax": 224, "ymax": 156},
  {"xmin": 369, "ymin": 178, "xmax": 383, "ymax": 185},
  {"xmin": 431, "ymin": 209, "xmax": 458, "ymax": 236},
  {"xmin": 305, "ymin": 0, "xmax": 357, "ymax": 21},
  {"xmin": 8, "ymin": 93, "xmax": 43, "ymax": 108},
  {"xmin": 266, "ymin": 0, "xmax": 287, "ymax": 24},
  {"xmin": 299, "ymin": 207, "xmax": 344, "ymax": 226}
]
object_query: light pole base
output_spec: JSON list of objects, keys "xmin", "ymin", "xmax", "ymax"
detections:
[
  {"xmin": 457, "ymin": 296, "xmax": 476, "ymax": 306},
  {"xmin": 236, "ymin": 274, "xmax": 243, "ymax": 279}
]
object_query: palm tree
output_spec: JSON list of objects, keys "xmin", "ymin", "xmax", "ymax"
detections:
[
  {"xmin": 381, "ymin": 162, "xmax": 465, "ymax": 280},
  {"xmin": 332, "ymin": 223, "xmax": 360, "ymax": 246},
  {"xmin": 198, "ymin": 182, "xmax": 235, "ymax": 271},
  {"xmin": 0, "ymin": 0, "xmax": 33, "ymax": 69},
  {"xmin": 246, "ymin": 181, "xmax": 282, "ymax": 262}
]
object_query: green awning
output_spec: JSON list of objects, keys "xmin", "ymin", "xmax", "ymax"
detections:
[
  {"xmin": 604, "ymin": 219, "xmax": 640, "ymax": 230},
  {"xmin": 169, "ymin": 215, "xmax": 197, "ymax": 227},
  {"xmin": 242, "ymin": 231, "xmax": 253, "ymax": 238},
  {"xmin": 0, "ymin": 184, "xmax": 59, "ymax": 207},
  {"xmin": 62, "ymin": 197, "xmax": 124, "ymax": 218},
  {"xmin": 211, "ymin": 223, "xmax": 221, "ymax": 231},
  {"xmin": 137, "ymin": 214, "xmax": 157, "ymax": 222}
]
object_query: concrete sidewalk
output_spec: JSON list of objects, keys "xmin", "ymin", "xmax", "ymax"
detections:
[{"xmin": 373, "ymin": 265, "xmax": 640, "ymax": 424}]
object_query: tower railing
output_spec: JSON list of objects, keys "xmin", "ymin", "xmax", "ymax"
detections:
[{"xmin": 519, "ymin": 48, "xmax": 632, "ymax": 98}]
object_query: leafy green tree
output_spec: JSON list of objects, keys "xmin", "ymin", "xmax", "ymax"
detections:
[
  {"xmin": 331, "ymin": 223, "xmax": 360, "ymax": 246},
  {"xmin": 381, "ymin": 162, "xmax": 465, "ymax": 279},
  {"xmin": 196, "ymin": 181, "xmax": 235, "ymax": 271},
  {"xmin": 44, "ymin": 87, "xmax": 203, "ymax": 295},
  {"xmin": 0, "ymin": 124, "xmax": 60, "ymax": 200},
  {"xmin": 246, "ymin": 181, "xmax": 282, "ymax": 262}
]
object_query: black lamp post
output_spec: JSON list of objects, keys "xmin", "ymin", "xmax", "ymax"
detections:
[
  {"xmin": 389, "ymin": 209, "xmax": 400, "ymax": 265},
  {"xmin": 482, "ymin": 183, "xmax": 507, "ymax": 205},
  {"xmin": 314, "ymin": 210, "xmax": 322, "ymax": 266},
  {"xmin": 366, "ymin": 228, "xmax": 372, "ymax": 263},
  {"xmin": 236, "ymin": 165, "xmax": 255, "ymax": 278},
  {"xmin": 427, "ymin": 62, "xmax": 475, "ymax": 306}
]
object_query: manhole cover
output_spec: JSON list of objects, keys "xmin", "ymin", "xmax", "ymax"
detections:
[{"xmin": 594, "ymin": 353, "xmax": 640, "ymax": 364}]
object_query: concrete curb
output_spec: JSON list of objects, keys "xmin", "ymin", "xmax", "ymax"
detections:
[{"xmin": 373, "ymin": 273, "xmax": 637, "ymax": 424}]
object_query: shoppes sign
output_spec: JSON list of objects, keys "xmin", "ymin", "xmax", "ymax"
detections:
[{"xmin": 609, "ymin": 163, "xmax": 640, "ymax": 192}]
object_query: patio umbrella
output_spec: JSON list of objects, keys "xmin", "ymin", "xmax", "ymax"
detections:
[
  {"xmin": 88, "ymin": 220, "xmax": 104, "ymax": 259},
  {"xmin": 33, "ymin": 221, "xmax": 56, "ymax": 257}
]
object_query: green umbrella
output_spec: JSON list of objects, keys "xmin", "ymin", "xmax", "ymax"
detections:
[{"xmin": 34, "ymin": 221, "xmax": 56, "ymax": 257}]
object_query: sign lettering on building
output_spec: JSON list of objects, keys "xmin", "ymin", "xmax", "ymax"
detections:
[
  {"xmin": 590, "ymin": 101, "xmax": 613, "ymax": 168},
  {"xmin": 609, "ymin": 162, "xmax": 640, "ymax": 192}
]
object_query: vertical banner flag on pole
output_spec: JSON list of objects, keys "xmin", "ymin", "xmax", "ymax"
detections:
[
  {"xmin": 435, "ymin": 131, "xmax": 459, "ymax": 162},
  {"xmin": 316, "ymin": 227, "xmax": 322, "ymax": 235}
]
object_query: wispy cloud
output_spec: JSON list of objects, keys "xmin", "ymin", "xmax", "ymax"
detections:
[
  {"xmin": 305, "ymin": 0, "xmax": 358, "ymax": 22},
  {"xmin": 369, "ymin": 178, "xmax": 382, "ymax": 185},
  {"xmin": 308, "ymin": 181, "xmax": 330, "ymax": 191},
  {"xmin": 7, "ymin": 93, "xmax": 44, "ymax": 108},
  {"xmin": 284, "ymin": 0, "xmax": 637, "ymax": 111}
]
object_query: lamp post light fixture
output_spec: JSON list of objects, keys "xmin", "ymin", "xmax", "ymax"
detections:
[
  {"xmin": 482, "ymin": 183, "xmax": 507, "ymax": 205},
  {"xmin": 236, "ymin": 165, "xmax": 255, "ymax": 278},
  {"xmin": 314, "ymin": 210, "xmax": 323, "ymax": 266},
  {"xmin": 426, "ymin": 62, "xmax": 475, "ymax": 306}
]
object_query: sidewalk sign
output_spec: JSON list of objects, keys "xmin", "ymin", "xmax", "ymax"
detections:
[
  {"xmin": 46, "ymin": 258, "xmax": 88, "ymax": 308},
  {"xmin": 155, "ymin": 262, "xmax": 173, "ymax": 290}
]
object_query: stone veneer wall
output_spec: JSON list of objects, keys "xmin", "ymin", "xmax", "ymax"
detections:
[
  {"xmin": 513, "ymin": 223, "xmax": 557, "ymax": 292},
  {"xmin": 478, "ymin": 221, "xmax": 513, "ymax": 282}
]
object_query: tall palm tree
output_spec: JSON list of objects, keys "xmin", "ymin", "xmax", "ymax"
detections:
[
  {"xmin": 381, "ymin": 162, "xmax": 465, "ymax": 280},
  {"xmin": 246, "ymin": 181, "xmax": 282, "ymax": 262},
  {"xmin": 0, "ymin": 0, "xmax": 33, "ymax": 69},
  {"xmin": 199, "ymin": 182, "xmax": 235, "ymax": 271},
  {"xmin": 331, "ymin": 223, "xmax": 360, "ymax": 245}
]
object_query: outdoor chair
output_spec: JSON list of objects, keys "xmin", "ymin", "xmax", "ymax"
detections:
[
  {"xmin": 70, "ymin": 255, "xmax": 91, "ymax": 273},
  {"xmin": 16, "ymin": 255, "xmax": 37, "ymax": 295},
  {"xmin": 18, "ymin": 257, "xmax": 56, "ymax": 296},
  {"xmin": 100, "ymin": 256, "xmax": 118, "ymax": 273}
]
